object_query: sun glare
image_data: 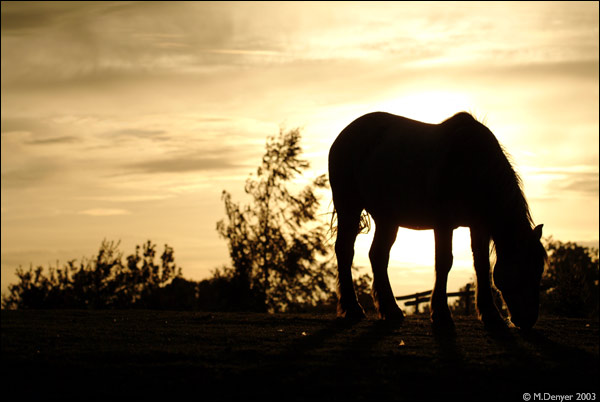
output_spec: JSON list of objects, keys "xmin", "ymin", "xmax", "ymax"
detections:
[
  {"xmin": 375, "ymin": 91, "xmax": 475, "ymax": 123},
  {"xmin": 353, "ymin": 226, "xmax": 475, "ymax": 296}
]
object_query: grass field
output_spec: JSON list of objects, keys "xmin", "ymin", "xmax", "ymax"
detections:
[{"xmin": 1, "ymin": 310, "xmax": 598, "ymax": 401}]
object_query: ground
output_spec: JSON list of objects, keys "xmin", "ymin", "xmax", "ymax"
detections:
[{"xmin": 1, "ymin": 310, "xmax": 598, "ymax": 401}]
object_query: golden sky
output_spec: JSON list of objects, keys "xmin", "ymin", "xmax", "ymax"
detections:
[{"xmin": 1, "ymin": 1, "xmax": 598, "ymax": 298}]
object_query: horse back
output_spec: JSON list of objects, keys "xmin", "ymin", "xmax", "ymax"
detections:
[{"xmin": 329, "ymin": 112, "xmax": 496, "ymax": 228}]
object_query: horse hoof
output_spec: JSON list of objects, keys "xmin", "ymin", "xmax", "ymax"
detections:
[
  {"xmin": 380, "ymin": 309, "xmax": 405, "ymax": 325},
  {"xmin": 482, "ymin": 314, "xmax": 510, "ymax": 333},
  {"xmin": 431, "ymin": 312, "xmax": 455, "ymax": 332},
  {"xmin": 337, "ymin": 305, "xmax": 366, "ymax": 321}
]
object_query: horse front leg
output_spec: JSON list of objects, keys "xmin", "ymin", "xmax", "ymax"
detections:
[
  {"xmin": 431, "ymin": 227, "xmax": 454, "ymax": 329},
  {"xmin": 470, "ymin": 227, "xmax": 508, "ymax": 331},
  {"xmin": 369, "ymin": 221, "xmax": 404, "ymax": 323}
]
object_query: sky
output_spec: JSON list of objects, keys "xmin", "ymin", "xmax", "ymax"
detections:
[{"xmin": 1, "ymin": 1, "xmax": 599, "ymax": 301}]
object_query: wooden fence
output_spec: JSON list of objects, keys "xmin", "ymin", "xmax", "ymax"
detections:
[{"xmin": 395, "ymin": 283, "xmax": 474, "ymax": 315}]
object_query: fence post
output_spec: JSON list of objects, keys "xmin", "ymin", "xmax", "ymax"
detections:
[
  {"xmin": 465, "ymin": 283, "xmax": 472, "ymax": 315},
  {"xmin": 414, "ymin": 293, "xmax": 420, "ymax": 314}
]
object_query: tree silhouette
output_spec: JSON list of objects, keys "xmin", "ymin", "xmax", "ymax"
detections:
[
  {"xmin": 541, "ymin": 238, "xmax": 599, "ymax": 317},
  {"xmin": 1, "ymin": 240, "xmax": 181, "ymax": 309},
  {"xmin": 217, "ymin": 127, "xmax": 335, "ymax": 312}
]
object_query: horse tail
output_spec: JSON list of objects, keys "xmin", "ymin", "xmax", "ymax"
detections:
[
  {"xmin": 358, "ymin": 210, "xmax": 372, "ymax": 234},
  {"xmin": 328, "ymin": 206, "xmax": 372, "ymax": 239}
]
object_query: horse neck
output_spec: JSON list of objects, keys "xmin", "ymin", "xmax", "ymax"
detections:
[{"xmin": 489, "ymin": 185, "xmax": 533, "ymax": 254}]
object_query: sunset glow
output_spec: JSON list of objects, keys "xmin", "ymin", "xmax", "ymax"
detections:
[
  {"xmin": 2, "ymin": 1, "xmax": 598, "ymax": 299},
  {"xmin": 376, "ymin": 91, "xmax": 476, "ymax": 123}
]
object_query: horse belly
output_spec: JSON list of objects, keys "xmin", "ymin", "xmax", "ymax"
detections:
[
  {"xmin": 365, "ymin": 195, "xmax": 439, "ymax": 229},
  {"xmin": 358, "ymin": 164, "xmax": 440, "ymax": 228},
  {"xmin": 357, "ymin": 153, "xmax": 470, "ymax": 229}
]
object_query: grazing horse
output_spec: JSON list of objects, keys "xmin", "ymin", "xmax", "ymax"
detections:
[{"xmin": 329, "ymin": 112, "xmax": 547, "ymax": 330}]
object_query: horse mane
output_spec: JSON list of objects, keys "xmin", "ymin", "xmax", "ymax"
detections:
[
  {"xmin": 495, "ymin": 142, "xmax": 534, "ymax": 228},
  {"xmin": 445, "ymin": 113, "xmax": 535, "ymax": 254}
]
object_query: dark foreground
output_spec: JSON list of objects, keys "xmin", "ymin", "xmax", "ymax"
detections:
[{"xmin": 1, "ymin": 311, "xmax": 598, "ymax": 401}]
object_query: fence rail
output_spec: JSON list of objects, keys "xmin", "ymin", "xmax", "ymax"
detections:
[{"xmin": 395, "ymin": 284, "xmax": 474, "ymax": 314}]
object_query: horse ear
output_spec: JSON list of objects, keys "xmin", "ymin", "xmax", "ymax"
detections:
[{"xmin": 533, "ymin": 224, "xmax": 543, "ymax": 240}]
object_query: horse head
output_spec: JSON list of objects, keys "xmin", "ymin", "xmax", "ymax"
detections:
[{"xmin": 493, "ymin": 224, "xmax": 547, "ymax": 330}]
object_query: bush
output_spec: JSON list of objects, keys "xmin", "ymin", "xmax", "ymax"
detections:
[
  {"xmin": 2, "ymin": 240, "xmax": 181, "ymax": 309},
  {"xmin": 540, "ymin": 238, "xmax": 599, "ymax": 318}
]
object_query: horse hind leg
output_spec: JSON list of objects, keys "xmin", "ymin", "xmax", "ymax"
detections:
[
  {"xmin": 334, "ymin": 206, "xmax": 366, "ymax": 320},
  {"xmin": 369, "ymin": 219, "xmax": 404, "ymax": 323}
]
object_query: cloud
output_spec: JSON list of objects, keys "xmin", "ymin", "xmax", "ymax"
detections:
[
  {"xmin": 2, "ymin": 0, "xmax": 597, "ymax": 103},
  {"xmin": 0, "ymin": 160, "xmax": 61, "ymax": 189},
  {"xmin": 26, "ymin": 136, "xmax": 79, "ymax": 145},
  {"xmin": 124, "ymin": 152, "xmax": 244, "ymax": 174},
  {"xmin": 480, "ymin": 60, "xmax": 599, "ymax": 82},
  {"xmin": 1, "ymin": 2, "xmax": 244, "ymax": 88},
  {"xmin": 78, "ymin": 208, "xmax": 130, "ymax": 217},
  {"xmin": 1, "ymin": 117, "xmax": 51, "ymax": 134},
  {"xmin": 75, "ymin": 194, "xmax": 174, "ymax": 203},
  {"xmin": 110, "ymin": 129, "xmax": 170, "ymax": 141},
  {"xmin": 2, "ymin": 118, "xmax": 83, "ymax": 149},
  {"xmin": 0, "ymin": 2, "xmax": 82, "ymax": 35},
  {"xmin": 556, "ymin": 173, "xmax": 599, "ymax": 196},
  {"xmin": 530, "ymin": 167, "xmax": 599, "ymax": 197}
]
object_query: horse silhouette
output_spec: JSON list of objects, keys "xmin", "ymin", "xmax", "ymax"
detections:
[{"xmin": 329, "ymin": 112, "xmax": 547, "ymax": 330}]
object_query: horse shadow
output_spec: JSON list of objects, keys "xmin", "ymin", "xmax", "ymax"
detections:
[{"xmin": 259, "ymin": 315, "xmax": 597, "ymax": 401}]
